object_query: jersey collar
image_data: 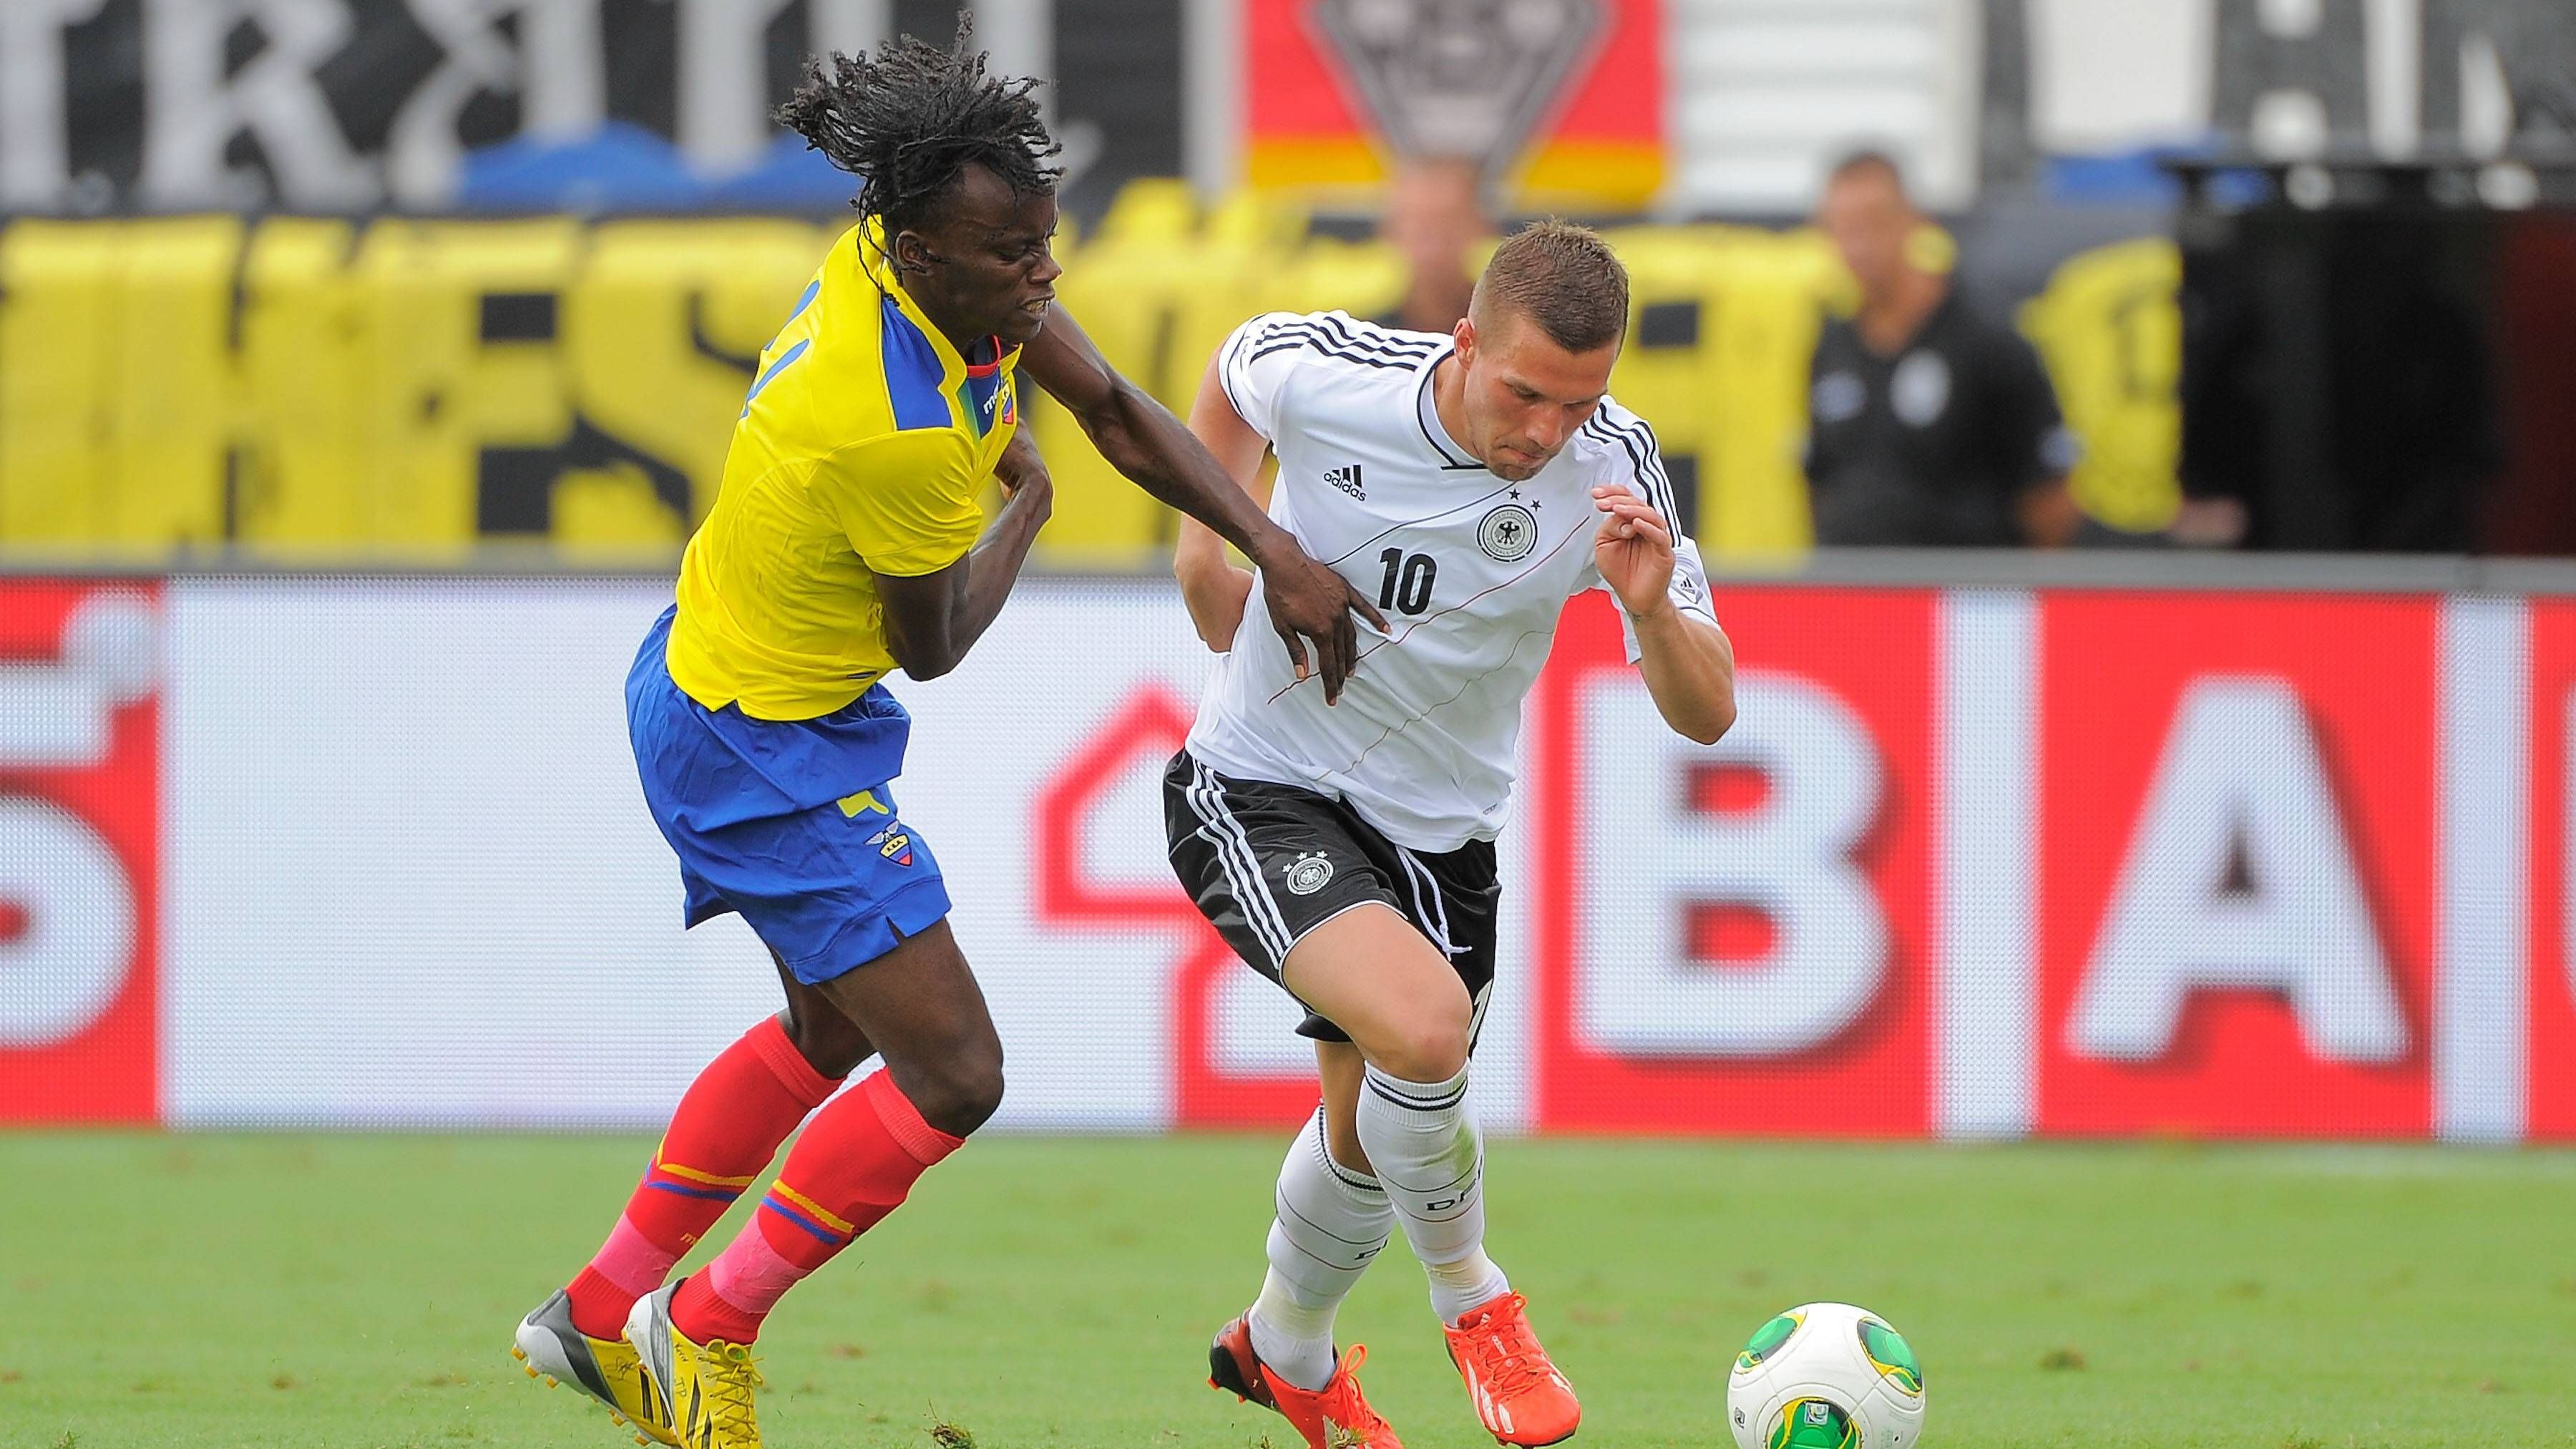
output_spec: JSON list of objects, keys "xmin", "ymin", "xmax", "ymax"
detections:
[{"xmin": 1415, "ymin": 346, "xmax": 1485, "ymax": 471}]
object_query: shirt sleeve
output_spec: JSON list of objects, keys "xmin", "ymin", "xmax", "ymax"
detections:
[
  {"xmin": 1609, "ymin": 532, "xmax": 1721, "ymax": 664},
  {"xmin": 814, "ymin": 429, "xmax": 986, "ymax": 577},
  {"xmin": 1990, "ymin": 329, "xmax": 2081, "ymax": 492},
  {"xmin": 1586, "ymin": 415, "xmax": 1722, "ymax": 664},
  {"xmin": 1214, "ymin": 311, "xmax": 1322, "ymax": 441}
]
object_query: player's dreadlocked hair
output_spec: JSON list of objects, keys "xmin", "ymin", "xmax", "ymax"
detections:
[{"xmin": 775, "ymin": 18, "xmax": 1062, "ymax": 242}]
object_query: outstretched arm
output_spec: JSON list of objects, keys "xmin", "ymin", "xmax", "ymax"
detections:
[
  {"xmin": 872, "ymin": 427, "xmax": 1055, "ymax": 681},
  {"xmin": 1172, "ymin": 352, "xmax": 1269, "ymax": 650},
  {"xmin": 1593, "ymin": 487, "xmax": 1736, "ymax": 745},
  {"xmin": 1020, "ymin": 304, "xmax": 1385, "ymax": 700}
]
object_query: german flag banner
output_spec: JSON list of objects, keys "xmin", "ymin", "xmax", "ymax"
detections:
[{"xmin": 1244, "ymin": 0, "xmax": 1664, "ymax": 210}]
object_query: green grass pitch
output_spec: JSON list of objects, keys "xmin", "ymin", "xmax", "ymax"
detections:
[{"xmin": 3, "ymin": 1134, "xmax": 2570, "ymax": 1448}]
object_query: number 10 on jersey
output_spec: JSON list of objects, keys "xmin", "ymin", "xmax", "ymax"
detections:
[{"xmin": 1378, "ymin": 549, "xmax": 1437, "ymax": 615}]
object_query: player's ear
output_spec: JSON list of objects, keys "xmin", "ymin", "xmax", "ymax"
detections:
[
  {"xmin": 1453, "ymin": 316, "xmax": 1475, "ymax": 366},
  {"xmin": 891, "ymin": 226, "xmax": 931, "ymax": 277}
]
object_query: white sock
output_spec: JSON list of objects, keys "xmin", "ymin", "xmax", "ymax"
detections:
[
  {"xmin": 1425, "ymin": 1246, "xmax": 1510, "ymax": 1322},
  {"xmin": 1355, "ymin": 1063, "xmax": 1512, "ymax": 1323},
  {"xmin": 1248, "ymin": 1108, "xmax": 1391, "ymax": 1392}
]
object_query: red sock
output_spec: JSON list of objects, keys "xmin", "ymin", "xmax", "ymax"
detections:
[
  {"xmin": 563, "ymin": 1017, "xmax": 840, "ymax": 1338},
  {"xmin": 670, "ymin": 1070, "xmax": 963, "ymax": 1345}
]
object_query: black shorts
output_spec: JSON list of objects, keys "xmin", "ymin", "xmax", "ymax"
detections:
[{"xmin": 1163, "ymin": 751, "xmax": 1498, "ymax": 1044}]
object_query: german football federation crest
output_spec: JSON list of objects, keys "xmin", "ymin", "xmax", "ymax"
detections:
[
  {"xmin": 1478, "ymin": 502, "xmax": 1540, "ymax": 561},
  {"xmin": 1308, "ymin": 0, "xmax": 1607, "ymax": 173},
  {"xmin": 1285, "ymin": 851, "xmax": 1336, "ymax": 896}
]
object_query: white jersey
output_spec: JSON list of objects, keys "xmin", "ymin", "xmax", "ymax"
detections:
[{"xmin": 1186, "ymin": 311, "xmax": 1719, "ymax": 852}]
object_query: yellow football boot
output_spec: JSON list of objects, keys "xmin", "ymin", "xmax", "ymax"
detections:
[
  {"xmin": 626, "ymin": 1282, "xmax": 766, "ymax": 1449},
  {"xmin": 512, "ymin": 1287, "xmax": 677, "ymax": 1446}
]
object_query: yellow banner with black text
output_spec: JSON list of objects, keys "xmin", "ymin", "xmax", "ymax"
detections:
[{"xmin": 0, "ymin": 195, "xmax": 2180, "ymax": 564}]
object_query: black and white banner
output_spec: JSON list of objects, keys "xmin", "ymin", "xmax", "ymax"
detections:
[
  {"xmin": 3, "ymin": 3, "xmax": 2572, "ymax": 222},
  {"xmin": 0, "ymin": 0, "xmax": 1180, "ymax": 215}
]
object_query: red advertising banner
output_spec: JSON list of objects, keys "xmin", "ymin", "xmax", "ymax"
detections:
[
  {"xmin": 1, "ymin": 577, "xmax": 2567, "ymax": 1139},
  {"xmin": 957, "ymin": 584, "xmax": 2562, "ymax": 1142},
  {"xmin": 2034, "ymin": 594, "xmax": 2439, "ymax": 1137},
  {"xmin": 1528, "ymin": 589, "xmax": 1936, "ymax": 1134},
  {"xmin": 0, "ymin": 580, "xmax": 160, "ymax": 1124},
  {"xmin": 2526, "ymin": 600, "xmax": 2576, "ymax": 1139}
]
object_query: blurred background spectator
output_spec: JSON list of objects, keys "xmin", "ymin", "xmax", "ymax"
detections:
[
  {"xmin": 1804, "ymin": 152, "xmax": 2079, "ymax": 548},
  {"xmin": 1376, "ymin": 156, "xmax": 1495, "ymax": 335}
]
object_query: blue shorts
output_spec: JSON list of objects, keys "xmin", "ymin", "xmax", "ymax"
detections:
[{"xmin": 625, "ymin": 607, "xmax": 951, "ymax": 985}]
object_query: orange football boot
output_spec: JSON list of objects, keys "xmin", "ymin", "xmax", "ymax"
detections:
[
  {"xmin": 1443, "ymin": 1292, "xmax": 1581, "ymax": 1446},
  {"xmin": 1208, "ymin": 1313, "xmax": 1403, "ymax": 1448}
]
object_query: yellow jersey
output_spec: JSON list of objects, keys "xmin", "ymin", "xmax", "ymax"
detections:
[{"xmin": 666, "ymin": 220, "xmax": 1022, "ymax": 720}]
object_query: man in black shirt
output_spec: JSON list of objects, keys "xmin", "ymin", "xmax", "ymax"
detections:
[{"xmin": 1804, "ymin": 152, "xmax": 2079, "ymax": 547}]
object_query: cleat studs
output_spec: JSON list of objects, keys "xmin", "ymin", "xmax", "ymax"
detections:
[
  {"xmin": 543, "ymin": 1374, "xmax": 560, "ymax": 1387},
  {"xmin": 512, "ymin": 1347, "xmax": 527, "ymax": 1362},
  {"xmin": 524, "ymin": 1365, "xmax": 540, "ymax": 1379}
]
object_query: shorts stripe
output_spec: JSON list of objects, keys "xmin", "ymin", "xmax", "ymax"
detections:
[
  {"xmin": 1184, "ymin": 767, "xmax": 1279, "ymax": 965},
  {"xmin": 1395, "ymin": 847, "xmax": 1457, "ymax": 959},
  {"xmin": 1192, "ymin": 763, "xmax": 1292, "ymax": 964},
  {"xmin": 1187, "ymin": 759, "xmax": 1293, "ymax": 965}
]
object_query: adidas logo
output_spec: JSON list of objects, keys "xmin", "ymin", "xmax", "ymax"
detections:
[{"xmin": 1323, "ymin": 463, "xmax": 1365, "ymax": 499}]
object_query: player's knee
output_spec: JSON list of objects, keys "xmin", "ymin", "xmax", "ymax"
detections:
[
  {"xmin": 779, "ymin": 1005, "xmax": 871, "ymax": 1080},
  {"xmin": 906, "ymin": 1050, "xmax": 1005, "ymax": 1138},
  {"xmin": 1375, "ymin": 1012, "xmax": 1471, "ymax": 1084}
]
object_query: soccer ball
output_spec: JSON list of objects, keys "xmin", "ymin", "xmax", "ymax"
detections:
[{"xmin": 1726, "ymin": 1302, "xmax": 1925, "ymax": 1449}]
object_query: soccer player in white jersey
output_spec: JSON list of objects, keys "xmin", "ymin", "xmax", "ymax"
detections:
[{"xmin": 1164, "ymin": 223, "xmax": 1738, "ymax": 1449}]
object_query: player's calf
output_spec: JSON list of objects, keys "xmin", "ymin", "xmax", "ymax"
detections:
[{"xmin": 668, "ymin": 1069, "xmax": 968, "ymax": 1348}]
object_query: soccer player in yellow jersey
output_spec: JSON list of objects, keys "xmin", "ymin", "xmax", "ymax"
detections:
[{"xmin": 509, "ymin": 30, "xmax": 1381, "ymax": 1449}]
